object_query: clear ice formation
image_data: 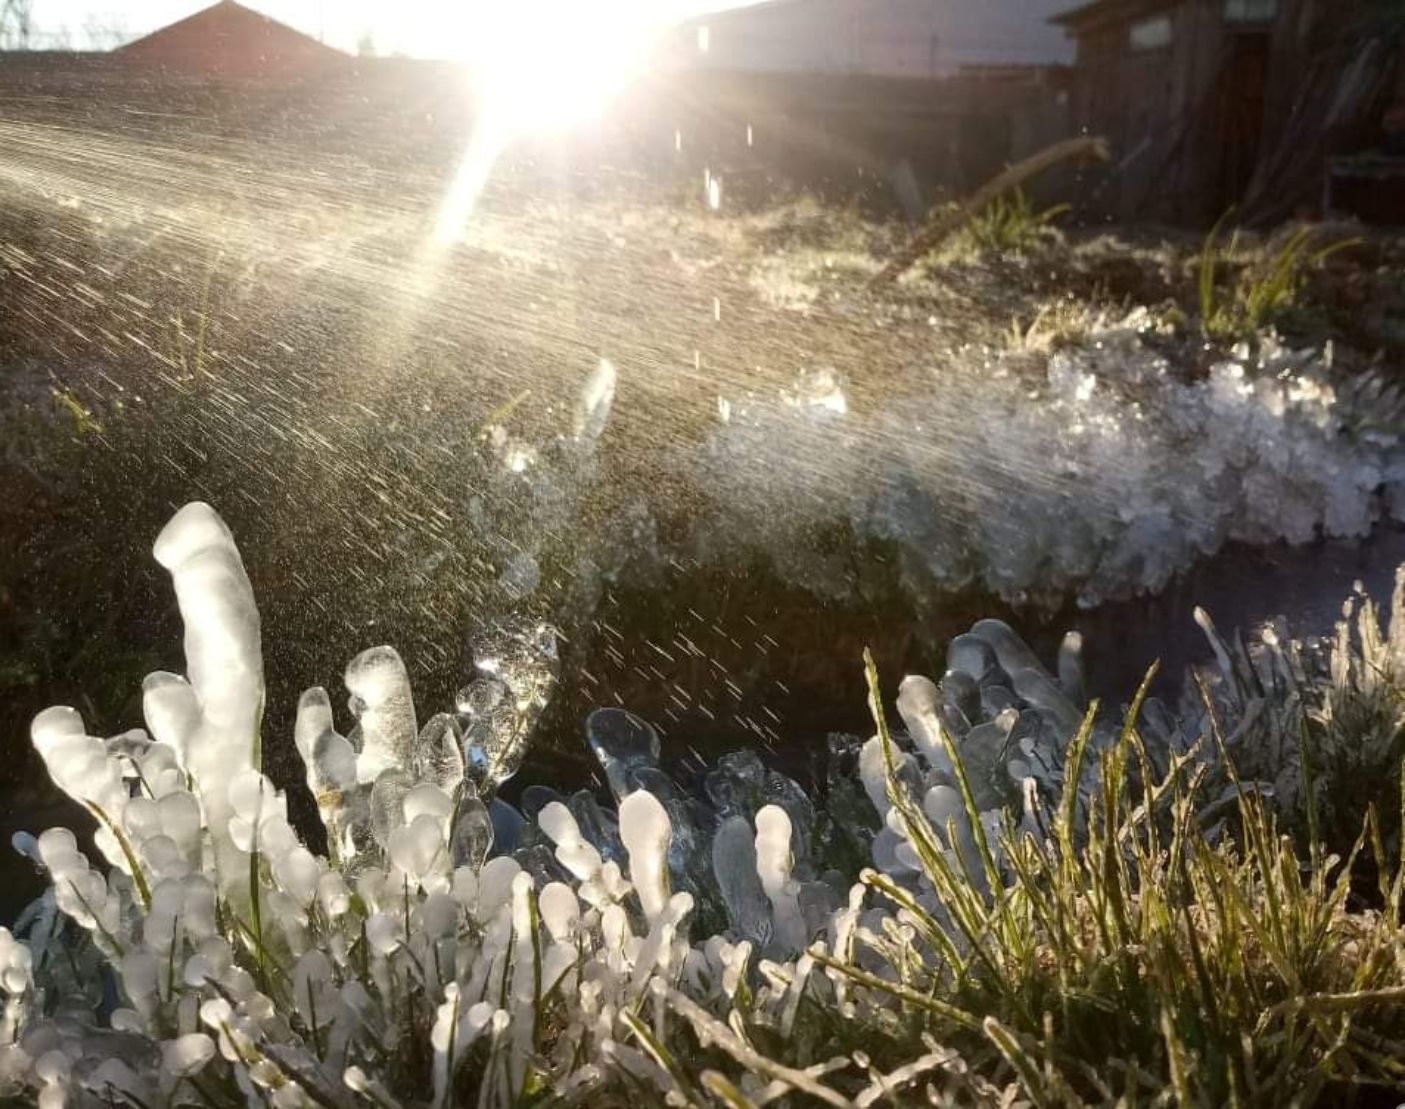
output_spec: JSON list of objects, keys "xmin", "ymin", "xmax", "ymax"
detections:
[
  {"xmin": 460, "ymin": 619, "xmax": 560, "ymax": 790},
  {"xmin": 711, "ymin": 816, "xmax": 773, "ymax": 948},
  {"xmin": 446, "ymin": 356, "xmax": 647, "ymax": 719},
  {"xmin": 450, "ymin": 792, "xmax": 494, "ymax": 871},
  {"xmin": 572, "ymin": 357, "xmax": 617, "ymax": 449},
  {"xmin": 413, "ymin": 713, "xmax": 468, "ymax": 792},
  {"xmin": 586, "ymin": 708, "xmax": 662, "ymax": 800}
]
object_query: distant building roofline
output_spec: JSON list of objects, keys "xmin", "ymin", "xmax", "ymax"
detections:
[
  {"xmin": 679, "ymin": 0, "xmax": 799, "ymax": 22},
  {"xmin": 1051, "ymin": 0, "xmax": 1176, "ymax": 32},
  {"xmin": 0, "ymin": 49, "xmax": 110, "ymax": 59},
  {"xmin": 115, "ymin": 0, "xmax": 346, "ymax": 58}
]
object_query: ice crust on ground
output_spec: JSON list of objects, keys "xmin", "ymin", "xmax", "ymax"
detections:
[
  {"xmin": 420, "ymin": 312, "xmax": 1405, "ymax": 654},
  {"xmin": 688, "ymin": 320, "xmax": 1405, "ymax": 606}
]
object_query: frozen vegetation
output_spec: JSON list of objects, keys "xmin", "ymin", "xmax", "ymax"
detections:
[{"xmin": 5, "ymin": 502, "xmax": 1405, "ymax": 1105}]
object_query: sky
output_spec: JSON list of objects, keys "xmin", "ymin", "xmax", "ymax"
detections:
[{"xmin": 27, "ymin": 0, "xmax": 760, "ymax": 55}]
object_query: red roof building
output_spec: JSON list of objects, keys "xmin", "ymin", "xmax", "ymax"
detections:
[{"xmin": 115, "ymin": 1, "xmax": 346, "ymax": 79}]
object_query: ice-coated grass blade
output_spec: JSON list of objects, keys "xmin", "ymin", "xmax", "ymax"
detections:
[{"xmin": 86, "ymin": 801, "xmax": 151, "ymax": 910}]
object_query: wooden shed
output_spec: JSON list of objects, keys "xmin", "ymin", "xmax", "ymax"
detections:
[
  {"xmin": 1051, "ymin": 0, "xmax": 1285, "ymax": 223},
  {"xmin": 115, "ymin": 0, "xmax": 347, "ymax": 80},
  {"xmin": 1053, "ymin": 0, "xmax": 1404, "ymax": 224}
]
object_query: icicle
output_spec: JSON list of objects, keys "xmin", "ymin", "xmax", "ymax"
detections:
[
  {"xmin": 895, "ymin": 676, "xmax": 954, "ymax": 774},
  {"xmin": 619, "ymin": 790, "xmax": 671, "ymax": 924},
  {"xmin": 753, "ymin": 805, "xmax": 806, "ymax": 955},
  {"xmin": 151, "ymin": 502, "xmax": 263, "ymax": 759},
  {"xmin": 346, "ymin": 647, "xmax": 417, "ymax": 784}
]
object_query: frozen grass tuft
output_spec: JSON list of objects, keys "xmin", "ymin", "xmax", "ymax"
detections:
[
  {"xmin": 1197, "ymin": 219, "xmax": 1362, "ymax": 344},
  {"xmin": 951, "ymin": 187, "xmax": 1069, "ymax": 260}
]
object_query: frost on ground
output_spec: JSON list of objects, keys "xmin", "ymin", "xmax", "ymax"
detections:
[
  {"xmin": 5, "ymin": 502, "xmax": 1405, "ymax": 1106},
  {"xmin": 690, "ymin": 312, "xmax": 1405, "ymax": 607}
]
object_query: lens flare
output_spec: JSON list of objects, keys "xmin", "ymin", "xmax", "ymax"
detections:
[
  {"xmin": 433, "ymin": 0, "xmax": 668, "ymax": 243},
  {"xmin": 465, "ymin": 0, "xmax": 662, "ymax": 135}
]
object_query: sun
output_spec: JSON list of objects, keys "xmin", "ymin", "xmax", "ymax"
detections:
[
  {"xmin": 429, "ymin": 0, "xmax": 671, "ymax": 243},
  {"xmin": 461, "ymin": 0, "xmax": 664, "ymax": 135},
  {"xmin": 430, "ymin": 0, "xmax": 754, "ymax": 243}
]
